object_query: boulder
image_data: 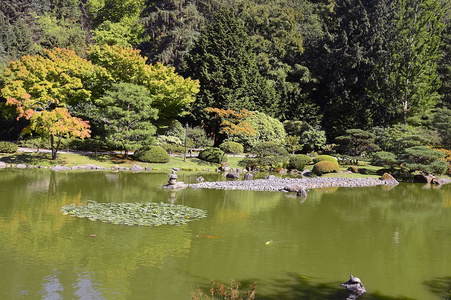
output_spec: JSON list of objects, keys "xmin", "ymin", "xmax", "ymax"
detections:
[
  {"xmin": 220, "ymin": 164, "xmax": 231, "ymax": 172},
  {"xmin": 348, "ymin": 166, "xmax": 359, "ymax": 173},
  {"xmin": 145, "ymin": 166, "xmax": 153, "ymax": 171},
  {"xmin": 226, "ymin": 172, "xmax": 240, "ymax": 179},
  {"xmin": 381, "ymin": 173, "xmax": 399, "ymax": 184},
  {"xmin": 282, "ymin": 184, "xmax": 303, "ymax": 192},
  {"xmin": 265, "ymin": 175, "xmax": 276, "ymax": 180},
  {"xmin": 131, "ymin": 164, "xmax": 144, "ymax": 172},
  {"xmin": 244, "ymin": 173, "xmax": 254, "ymax": 180},
  {"xmin": 301, "ymin": 169, "xmax": 312, "ymax": 177},
  {"xmin": 341, "ymin": 275, "xmax": 366, "ymax": 299},
  {"xmin": 296, "ymin": 188, "xmax": 308, "ymax": 198},
  {"xmin": 196, "ymin": 176, "xmax": 205, "ymax": 182},
  {"xmin": 16, "ymin": 164, "xmax": 27, "ymax": 169},
  {"xmin": 413, "ymin": 173, "xmax": 434, "ymax": 183},
  {"xmin": 0, "ymin": 161, "xmax": 7, "ymax": 168},
  {"xmin": 50, "ymin": 165, "xmax": 71, "ymax": 171},
  {"xmin": 431, "ymin": 177, "xmax": 443, "ymax": 185}
]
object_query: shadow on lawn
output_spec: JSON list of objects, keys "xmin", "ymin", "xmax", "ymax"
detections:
[{"xmin": 0, "ymin": 153, "xmax": 58, "ymax": 165}]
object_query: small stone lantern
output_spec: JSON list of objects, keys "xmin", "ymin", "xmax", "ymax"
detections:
[{"xmin": 168, "ymin": 170, "xmax": 178, "ymax": 185}]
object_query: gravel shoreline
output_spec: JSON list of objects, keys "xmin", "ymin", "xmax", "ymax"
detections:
[{"xmin": 189, "ymin": 176, "xmax": 399, "ymax": 193}]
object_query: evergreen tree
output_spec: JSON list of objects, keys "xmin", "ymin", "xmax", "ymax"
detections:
[
  {"xmin": 437, "ymin": 1, "xmax": 451, "ymax": 108},
  {"xmin": 139, "ymin": 0, "xmax": 205, "ymax": 71},
  {"xmin": 310, "ymin": 0, "xmax": 382, "ymax": 139},
  {"xmin": 186, "ymin": 8, "xmax": 279, "ymax": 120}
]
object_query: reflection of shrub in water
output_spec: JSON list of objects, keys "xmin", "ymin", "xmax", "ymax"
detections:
[
  {"xmin": 424, "ymin": 276, "xmax": 451, "ymax": 300},
  {"xmin": 191, "ymin": 279, "xmax": 256, "ymax": 300}
]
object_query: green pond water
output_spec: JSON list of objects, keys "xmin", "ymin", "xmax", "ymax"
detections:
[{"xmin": 0, "ymin": 169, "xmax": 450, "ymax": 299}]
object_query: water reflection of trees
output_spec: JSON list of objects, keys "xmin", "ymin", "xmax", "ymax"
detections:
[
  {"xmin": 424, "ymin": 276, "xmax": 451, "ymax": 299},
  {"xmin": 0, "ymin": 170, "xmax": 194, "ymax": 298}
]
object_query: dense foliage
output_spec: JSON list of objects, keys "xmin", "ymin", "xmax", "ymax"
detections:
[
  {"xmin": 0, "ymin": 141, "xmax": 17, "ymax": 153},
  {"xmin": 1, "ymin": 0, "xmax": 451, "ymax": 176},
  {"xmin": 287, "ymin": 154, "xmax": 312, "ymax": 170},
  {"xmin": 240, "ymin": 142, "xmax": 289, "ymax": 171},
  {"xmin": 219, "ymin": 142, "xmax": 244, "ymax": 155},
  {"xmin": 313, "ymin": 155, "xmax": 338, "ymax": 164},
  {"xmin": 312, "ymin": 161, "xmax": 340, "ymax": 175},
  {"xmin": 198, "ymin": 147, "xmax": 227, "ymax": 164},
  {"xmin": 133, "ymin": 145, "xmax": 170, "ymax": 163}
]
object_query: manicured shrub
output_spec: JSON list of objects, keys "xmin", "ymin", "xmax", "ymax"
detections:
[
  {"xmin": 312, "ymin": 161, "xmax": 340, "ymax": 175},
  {"xmin": 252, "ymin": 142, "xmax": 289, "ymax": 158},
  {"xmin": 159, "ymin": 143, "xmax": 185, "ymax": 154},
  {"xmin": 371, "ymin": 151, "xmax": 398, "ymax": 169},
  {"xmin": 239, "ymin": 142, "xmax": 289, "ymax": 171},
  {"xmin": 198, "ymin": 147, "xmax": 227, "ymax": 163},
  {"xmin": 313, "ymin": 155, "xmax": 338, "ymax": 164},
  {"xmin": 134, "ymin": 146, "xmax": 170, "ymax": 163},
  {"xmin": 0, "ymin": 141, "xmax": 18, "ymax": 153},
  {"xmin": 401, "ymin": 146, "xmax": 447, "ymax": 175},
  {"xmin": 219, "ymin": 141, "xmax": 244, "ymax": 154},
  {"xmin": 287, "ymin": 154, "xmax": 313, "ymax": 170},
  {"xmin": 434, "ymin": 148, "xmax": 451, "ymax": 175}
]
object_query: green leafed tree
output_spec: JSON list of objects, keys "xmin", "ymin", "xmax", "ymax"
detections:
[
  {"xmin": 97, "ymin": 82, "xmax": 159, "ymax": 158},
  {"xmin": 370, "ymin": 0, "xmax": 444, "ymax": 127},
  {"xmin": 88, "ymin": 44, "xmax": 199, "ymax": 122},
  {"xmin": 231, "ymin": 111, "xmax": 286, "ymax": 151}
]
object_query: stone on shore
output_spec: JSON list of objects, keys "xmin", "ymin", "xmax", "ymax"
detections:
[
  {"xmin": 226, "ymin": 172, "xmax": 240, "ymax": 179},
  {"xmin": 381, "ymin": 173, "xmax": 398, "ymax": 185},
  {"xmin": 297, "ymin": 188, "xmax": 307, "ymax": 198},
  {"xmin": 244, "ymin": 173, "xmax": 254, "ymax": 180},
  {"xmin": 131, "ymin": 164, "xmax": 144, "ymax": 172},
  {"xmin": 50, "ymin": 165, "xmax": 71, "ymax": 171},
  {"xmin": 0, "ymin": 161, "xmax": 6, "ymax": 168}
]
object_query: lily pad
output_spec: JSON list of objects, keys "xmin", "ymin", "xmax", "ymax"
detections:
[{"xmin": 61, "ymin": 200, "xmax": 207, "ymax": 227}]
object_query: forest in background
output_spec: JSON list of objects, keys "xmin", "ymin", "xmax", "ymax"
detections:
[{"xmin": 1, "ymin": 0, "xmax": 451, "ymax": 162}]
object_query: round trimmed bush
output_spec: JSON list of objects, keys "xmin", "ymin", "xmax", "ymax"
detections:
[
  {"xmin": 198, "ymin": 147, "xmax": 227, "ymax": 163},
  {"xmin": 312, "ymin": 161, "xmax": 340, "ymax": 175},
  {"xmin": 219, "ymin": 141, "xmax": 244, "ymax": 154},
  {"xmin": 0, "ymin": 141, "xmax": 18, "ymax": 153},
  {"xmin": 313, "ymin": 155, "xmax": 338, "ymax": 164},
  {"xmin": 288, "ymin": 154, "xmax": 313, "ymax": 170},
  {"xmin": 134, "ymin": 146, "xmax": 170, "ymax": 163}
]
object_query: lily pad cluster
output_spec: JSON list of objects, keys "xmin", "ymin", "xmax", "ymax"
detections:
[{"xmin": 61, "ymin": 200, "xmax": 207, "ymax": 226}]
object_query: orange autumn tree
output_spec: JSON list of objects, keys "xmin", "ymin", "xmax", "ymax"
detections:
[
  {"xmin": 205, "ymin": 107, "xmax": 255, "ymax": 145},
  {"xmin": 1, "ymin": 48, "xmax": 99, "ymax": 159}
]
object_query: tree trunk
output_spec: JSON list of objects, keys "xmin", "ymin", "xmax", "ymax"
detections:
[
  {"xmin": 124, "ymin": 149, "xmax": 129, "ymax": 159},
  {"xmin": 51, "ymin": 135, "xmax": 61, "ymax": 160}
]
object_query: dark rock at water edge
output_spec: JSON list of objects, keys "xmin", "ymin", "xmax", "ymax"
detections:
[{"xmin": 226, "ymin": 172, "xmax": 240, "ymax": 179}]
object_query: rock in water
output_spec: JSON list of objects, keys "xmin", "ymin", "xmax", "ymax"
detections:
[{"xmin": 341, "ymin": 275, "xmax": 366, "ymax": 300}]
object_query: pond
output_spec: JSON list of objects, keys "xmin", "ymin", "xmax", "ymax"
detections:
[{"xmin": 0, "ymin": 169, "xmax": 450, "ymax": 299}]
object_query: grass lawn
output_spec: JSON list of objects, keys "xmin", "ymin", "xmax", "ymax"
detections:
[
  {"xmin": 0, "ymin": 150, "xmax": 386, "ymax": 178},
  {"xmin": 0, "ymin": 151, "xmax": 246, "ymax": 171}
]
